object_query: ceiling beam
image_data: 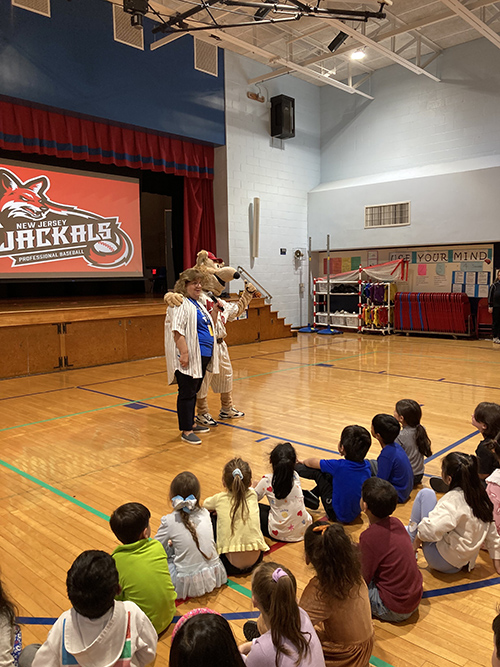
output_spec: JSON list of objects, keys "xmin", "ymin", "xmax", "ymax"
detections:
[
  {"xmin": 151, "ymin": 20, "xmax": 374, "ymax": 97},
  {"xmin": 439, "ymin": 0, "xmax": 500, "ymax": 48},
  {"xmin": 325, "ymin": 19, "xmax": 440, "ymax": 81}
]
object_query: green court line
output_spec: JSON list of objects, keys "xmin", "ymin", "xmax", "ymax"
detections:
[
  {"xmin": 226, "ymin": 579, "xmax": 252, "ymax": 598},
  {"xmin": 0, "ymin": 457, "xmax": 110, "ymax": 521},
  {"xmin": 369, "ymin": 657, "xmax": 394, "ymax": 667}
]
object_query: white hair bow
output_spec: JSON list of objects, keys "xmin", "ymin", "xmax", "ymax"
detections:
[{"xmin": 172, "ymin": 494, "xmax": 197, "ymax": 513}]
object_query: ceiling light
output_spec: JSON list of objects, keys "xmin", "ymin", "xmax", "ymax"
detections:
[
  {"xmin": 351, "ymin": 48, "xmax": 366, "ymax": 60},
  {"xmin": 327, "ymin": 31, "xmax": 348, "ymax": 53}
]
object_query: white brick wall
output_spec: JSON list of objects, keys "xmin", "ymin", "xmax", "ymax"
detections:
[{"xmin": 223, "ymin": 52, "xmax": 321, "ymax": 327}]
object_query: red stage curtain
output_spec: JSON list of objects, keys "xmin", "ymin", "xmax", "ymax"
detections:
[
  {"xmin": 184, "ymin": 178, "xmax": 216, "ymax": 270},
  {"xmin": 0, "ymin": 100, "xmax": 216, "ymax": 267}
]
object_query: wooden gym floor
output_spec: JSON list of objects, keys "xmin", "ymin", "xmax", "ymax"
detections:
[{"xmin": 1, "ymin": 331, "xmax": 499, "ymax": 666}]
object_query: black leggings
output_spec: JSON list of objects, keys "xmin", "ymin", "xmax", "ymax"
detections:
[{"xmin": 175, "ymin": 355, "xmax": 211, "ymax": 431}]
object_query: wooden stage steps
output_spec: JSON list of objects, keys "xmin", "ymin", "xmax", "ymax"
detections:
[{"xmin": 0, "ymin": 295, "xmax": 294, "ymax": 379}]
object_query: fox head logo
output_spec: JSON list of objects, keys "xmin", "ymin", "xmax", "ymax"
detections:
[
  {"xmin": 0, "ymin": 166, "xmax": 135, "ymax": 270},
  {"xmin": 0, "ymin": 170, "xmax": 50, "ymax": 221}
]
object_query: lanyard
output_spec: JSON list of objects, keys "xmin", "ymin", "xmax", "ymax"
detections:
[{"xmin": 189, "ymin": 298, "xmax": 211, "ymax": 325}]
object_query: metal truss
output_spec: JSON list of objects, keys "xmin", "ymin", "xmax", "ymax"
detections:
[{"xmin": 148, "ymin": 0, "xmax": 390, "ymax": 36}]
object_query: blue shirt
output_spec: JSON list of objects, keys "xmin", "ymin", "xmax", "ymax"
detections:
[
  {"xmin": 189, "ymin": 298, "xmax": 214, "ymax": 357},
  {"xmin": 320, "ymin": 458, "xmax": 372, "ymax": 523},
  {"xmin": 377, "ymin": 442, "xmax": 413, "ymax": 503}
]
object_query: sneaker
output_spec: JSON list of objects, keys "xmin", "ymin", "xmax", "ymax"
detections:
[
  {"xmin": 303, "ymin": 489, "xmax": 320, "ymax": 511},
  {"xmin": 430, "ymin": 477, "xmax": 449, "ymax": 494},
  {"xmin": 219, "ymin": 407, "xmax": 245, "ymax": 419},
  {"xmin": 193, "ymin": 424, "xmax": 210, "ymax": 434},
  {"xmin": 494, "ymin": 338, "xmax": 500, "ymax": 344},
  {"xmin": 243, "ymin": 621, "xmax": 261, "ymax": 641},
  {"xmin": 181, "ymin": 432, "xmax": 202, "ymax": 445},
  {"xmin": 195, "ymin": 413, "xmax": 218, "ymax": 427}
]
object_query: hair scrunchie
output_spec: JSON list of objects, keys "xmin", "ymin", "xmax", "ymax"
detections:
[
  {"xmin": 232, "ymin": 468, "xmax": 244, "ymax": 480},
  {"xmin": 272, "ymin": 567, "xmax": 288, "ymax": 582}
]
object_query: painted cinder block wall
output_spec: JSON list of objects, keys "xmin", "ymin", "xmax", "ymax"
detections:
[
  {"xmin": 309, "ymin": 38, "xmax": 500, "ymax": 251},
  {"xmin": 222, "ymin": 52, "xmax": 321, "ymax": 327}
]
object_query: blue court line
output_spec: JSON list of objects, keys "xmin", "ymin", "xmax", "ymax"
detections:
[
  {"xmin": 422, "ymin": 577, "xmax": 500, "ymax": 598},
  {"xmin": 17, "ymin": 617, "xmax": 57, "ymax": 625},
  {"xmin": 425, "ymin": 431, "xmax": 479, "ymax": 463},
  {"xmin": 77, "ymin": 386, "xmax": 342, "ymax": 456},
  {"xmin": 323, "ymin": 364, "xmax": 500, "ymax": 392},
  {"xmin": 256, "ymin": 437, "xmax": 269, "ymax": 442}
]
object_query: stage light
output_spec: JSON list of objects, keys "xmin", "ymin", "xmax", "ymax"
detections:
[
  {"xmin": 327, "ymin": 31, "xmax": 348, "ymax": 53},
  {"xmin": 123, "ymin": 0, "xmax": 148, "ymax": 30},
  {"xmin": 351, "ymin": 48, "xmax": 366, "ymax": 60}
]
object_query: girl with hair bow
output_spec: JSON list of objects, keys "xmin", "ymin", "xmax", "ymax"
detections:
[{"xmin": 154, "ymin": 471, "xmax": 227, "ymax": 599}]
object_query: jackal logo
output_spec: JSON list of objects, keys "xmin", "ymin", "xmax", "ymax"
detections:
[{"xmin": 0, "ymin": 168, "xmax": 134, "ymax": 269}]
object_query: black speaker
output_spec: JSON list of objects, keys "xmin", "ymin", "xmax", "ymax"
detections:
[{"xmin": 270, "ymin": 95, "xmax": 295, "ymax": 140}]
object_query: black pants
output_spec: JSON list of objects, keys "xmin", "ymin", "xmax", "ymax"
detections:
[
  {"xmin": 175, "ymin": 355, "xmax": 211, "ymax": 431},
  {"xmin": 493, "ymin": 307, "xmax": 500, "ymax": 340},
  {"xmin": 295, "ymin": 463, "xmax": 336, "ymax": 521}
]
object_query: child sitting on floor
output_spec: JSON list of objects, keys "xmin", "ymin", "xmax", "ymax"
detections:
[
  {"xmin": 254, "ymin": 442, "xmax": 312, "ymax": 541},
  {"xmin": 296, "ymin": 425, "xmax": 372, "ymax": 523},
  {"xmin": 408, "ymin": 452, "xmax": 500, "ymax": 575},
  {"xmin": 110, "ymin": 502, "xmax": 176, "ymax": 634},
  {"xmin": 359, "ymin": 478, "xmax": 423, "ymax": 623},
  {"xmin": 32, "ymin": 550, "xmax": 157, "ymax": 667},
  {"xmin": 204, "ymin": 457, "xmax": 269, "ymax": 575},
  {"xmin": 371, "ymin": 414, "xmax": 413, "ymax": 503},
  {"xmin": 239, "ymin": 562, "xmax": 325, "ymax": 667},
  {"xmin": 300, "ymin": 521, "xmax": 374, "ymax": 666},
  {"xmin": 394, "ymin": 399, "xmax": 432, "ymax": 487},
  {"xmin": 154, "ymin": 471, "xmax": 227, "ymax": 599}
]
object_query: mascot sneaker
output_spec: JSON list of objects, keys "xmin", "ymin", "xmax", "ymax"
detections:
[
  {"xmin": 195, "ymin": 413, "xmax": 218, "ymax": 427},
  {"xmin": 219, "ymin": 407, "xmax": 245, "ymax": 419}
]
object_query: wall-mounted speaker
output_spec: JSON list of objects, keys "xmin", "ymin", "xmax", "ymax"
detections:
[{"xmin": 270, "ymin": 95, "xmax": 295, "ymax": 140}]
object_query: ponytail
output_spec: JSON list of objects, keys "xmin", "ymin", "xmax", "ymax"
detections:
[
  {"xmin": 270, "ymin": 442, "xmax": 296, "ymax": 500},
  {"xmin": 170, "ymin": 472, "xmax": 212, "ymax": 561},
  {"xmin": 304, "ymin": 521, "xmax": 362, "ymax": 600},
  {"xmin": 222, "ymin": 458, "xmax": 251, "ymax": 535},
  {"xmin": 443, "ymin": 452, "xmax": 493, "ymax": 523},
  {"xmin": 415, "ymin": 424, "xmax": 432, "ymax": 457},
  {"xmin": 252, "ymin": 562, "xmax": 310, "ymax": 667},
  {"xmin": 395, "ymin": 399, "xmax": 432, "ymax": 457}
]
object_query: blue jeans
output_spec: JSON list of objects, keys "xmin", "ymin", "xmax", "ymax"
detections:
[
  {"xmin": 368, "ymin": 582, "xmax": 418, "ymax": 622},
  {"xmin": 408, "ymin": 488, "xmax": 461, "ymax": 574}
]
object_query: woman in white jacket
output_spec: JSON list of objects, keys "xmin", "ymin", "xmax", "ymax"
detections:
[{"xmin": 408, "ymin": 452, "xmax": 500, "ymax": 574}]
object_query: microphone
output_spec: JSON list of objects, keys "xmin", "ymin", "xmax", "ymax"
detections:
[{"xmin": 207, "ymin": 292, "xmax": 224, "ymax": 311}]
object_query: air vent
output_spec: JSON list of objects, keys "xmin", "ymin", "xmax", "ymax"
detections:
[
  {"xmin": 12, "ymin": 0, "xmax": 50, "ymax": 17},
  {"xmin": 365, "ymin": 202, "xmax": 410, "ymax": 229},
  {"xmin": 194, "ymin": 38, "xmax": 218, "ymax": 77},
  {"xmin": 113, "ymin": 4, "xmax": 144, "ymax": 51}
]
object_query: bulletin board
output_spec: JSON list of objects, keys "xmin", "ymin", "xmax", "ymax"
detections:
[{"xmin": 317, "ymin": 244, "xmax": 494, "ymax": 294}]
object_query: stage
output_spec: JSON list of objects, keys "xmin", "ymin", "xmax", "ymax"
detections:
[{"xmin": 0, "ymin": 295, "xmax": 293, "ymax": 379}]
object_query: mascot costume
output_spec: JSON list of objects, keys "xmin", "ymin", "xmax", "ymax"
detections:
[{"xmin": 164, "ymin": 250, "xmax": 257, "ymax": 425}]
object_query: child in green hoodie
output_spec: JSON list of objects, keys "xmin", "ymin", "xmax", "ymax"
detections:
[{"xmin": 110, "ymin": 502, "xmax": 176, "ymax": 634}]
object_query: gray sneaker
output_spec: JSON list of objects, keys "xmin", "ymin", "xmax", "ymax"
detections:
[
  {"xmin": 193, "ymin": 424, "xmax": 210, "ymax": 434},
  {"xmin": 181, "ymin": 432, "xmax": 202, "ymax": 445}
]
